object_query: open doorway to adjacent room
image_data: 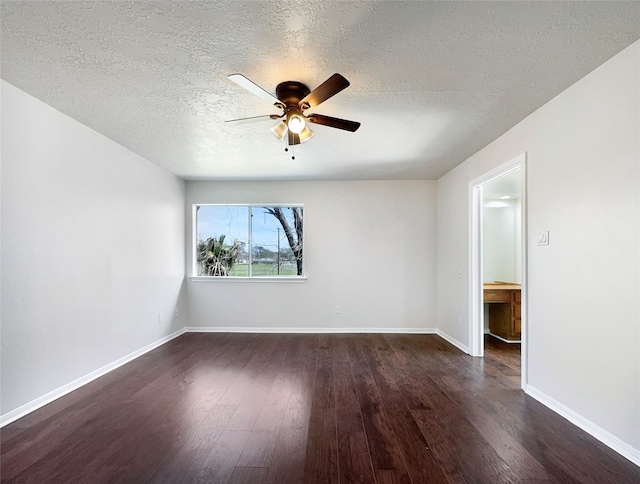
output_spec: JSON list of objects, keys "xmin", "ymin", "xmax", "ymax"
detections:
[{"xmin": 470, "ymin": 154, "xmax": 526, "ymax": 389}]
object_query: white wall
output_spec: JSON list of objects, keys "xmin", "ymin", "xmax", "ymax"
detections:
[
  {"xmin": 437, "ymin": 41, "xmax": 639, "ymax": 455},
  {"xmin": 186, "ymin": 180, "xmax": 437, "ymax": 331},
  {"xmin": 1, "ymin": 81, "xmax": 186, "ymax": 416}
]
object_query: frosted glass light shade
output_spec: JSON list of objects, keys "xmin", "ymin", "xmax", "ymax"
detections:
[
  {"xmin": 287, "ymin": 114, "xmax": 305, "ymax": 134},
  {"xmin": 271, "ymin": 121, "xmax": 288, "ymax": 140},
  {"xmin": 299, "ymin": 126, "xmax": 314, "ymax": 143}
]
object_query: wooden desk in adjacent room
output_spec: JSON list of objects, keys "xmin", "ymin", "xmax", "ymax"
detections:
[{"xmin": 484, "ymin": 283, "xmax": 521, "ymax": 341}]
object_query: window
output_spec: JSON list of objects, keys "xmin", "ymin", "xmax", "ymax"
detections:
[{"xmin": 194, "ymin": 205, "xmax": 304, "ymax": 278}]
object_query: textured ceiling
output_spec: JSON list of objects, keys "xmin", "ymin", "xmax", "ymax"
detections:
[{"xmin": 2, "ymin": 1, "xmax": 639, "ymax": 180}]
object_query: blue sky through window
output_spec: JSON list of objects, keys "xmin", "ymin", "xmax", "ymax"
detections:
[{"xmin": 196, "ymin": 205, "xmax": 298, "ymax": 251}]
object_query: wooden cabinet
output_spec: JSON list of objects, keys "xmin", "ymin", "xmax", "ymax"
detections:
[{"xmin": 484, "ymin": 284, "xmax": 521, "ymax": 341}]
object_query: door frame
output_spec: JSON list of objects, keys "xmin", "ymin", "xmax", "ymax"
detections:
[{"xmin": 469, "ymin": 152, "xmax": 527, "ymax": 390}]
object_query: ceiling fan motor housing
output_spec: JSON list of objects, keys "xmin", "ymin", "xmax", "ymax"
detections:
[{"xmin": 276, "ymin": 81, "xmax": 310, "ymax": 109}]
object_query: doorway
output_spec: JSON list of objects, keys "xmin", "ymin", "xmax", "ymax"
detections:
[{"xmin": 469, "ymin": 153, "xmax": 527, "ymax": 389}]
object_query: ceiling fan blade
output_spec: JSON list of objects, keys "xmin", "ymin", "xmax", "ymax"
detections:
[
  {"xmin": 288, "ymin": 130, "xmax": 301, "ymax": 146},
  {"xmin": 307, "ymin": 114, "xmax": 361, "ymax": 132},
  {"xmin": 299, "ymin": 73, "xmax": 350, "ymax": 109},
  {"xmin": 225, "ymin": 114, "xmax": 279, "ymax": 125},
  {"xmin": 228, "ymin": 74, "xmax": 282, "ymax": 106}
]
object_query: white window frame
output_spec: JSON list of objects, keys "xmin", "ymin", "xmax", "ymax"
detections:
[{"xmin": 190, "ymin": 204, "xmax": 306, "ymax": 282}]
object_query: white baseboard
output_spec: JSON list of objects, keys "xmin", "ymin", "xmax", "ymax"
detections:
[
  {"xmin": 0, "ymin": 328, "xmax": 186, "ymax": 428},
  {"xmin": 487, "ymin": 333, "xmax": 521, "ymax": 344},
  {"xmin": 436, "ymin": 329, "xmax": 471, "ymax": 354},
  {"xmin": 186, "ymin": 326, "xmax": 438, "ymax": 334},
  {"xmin": 525, "ymin": 384, "xmax": 640, "ymax": 467}
]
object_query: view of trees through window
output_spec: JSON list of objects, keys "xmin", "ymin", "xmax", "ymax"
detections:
[{"xmin": 195, "ymin": 205, "xmax": 303, "ymax": 277}]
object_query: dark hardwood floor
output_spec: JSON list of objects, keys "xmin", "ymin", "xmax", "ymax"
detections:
[
  {"xmin": 2, "ymin": 333, "xmax": 638, "ymax": 483},
  {"xmin": 484, "ymin": 334, "xmax": 521, "ymax": 382}
]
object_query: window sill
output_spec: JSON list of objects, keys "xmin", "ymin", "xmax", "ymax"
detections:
[{"xmin": 189, "ymin": 276, "xmax": 307, "ymax": 283}]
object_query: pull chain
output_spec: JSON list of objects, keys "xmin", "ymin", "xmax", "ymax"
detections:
[{"xmin": 284, "ymin": 138, "xmax": 295, "ymax": 160}]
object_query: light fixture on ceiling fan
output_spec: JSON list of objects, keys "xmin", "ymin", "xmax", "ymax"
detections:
[{"xmin": 226, "ymin": 73, "xmax": 361, "ymax": 152}]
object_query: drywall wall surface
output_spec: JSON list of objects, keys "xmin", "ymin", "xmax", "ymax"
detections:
[
  {"xmin": 186, "ymin": 180, "xmax": 437, "ymax": 331},
  {"xmin": 437, "ymin": 41, "xmax": 640, "ymax": 450},
  {"xmin": 1, "ymin": 81, "xmax": 186, "ymax": 415}
]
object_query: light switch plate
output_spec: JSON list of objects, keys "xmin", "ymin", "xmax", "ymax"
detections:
[{"xmin": 537, "ymin": 231, "xmax": 549, "ymax": 246}]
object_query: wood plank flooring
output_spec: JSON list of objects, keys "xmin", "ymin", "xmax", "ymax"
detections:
[{"xmin": 2, "ymin": 333, "xmax": 638, "ymax": 483}]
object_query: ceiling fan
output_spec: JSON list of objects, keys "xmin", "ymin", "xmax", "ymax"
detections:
[{"xmin": 226, "ymin": 73, "xmax": 361, "ymax": 146}]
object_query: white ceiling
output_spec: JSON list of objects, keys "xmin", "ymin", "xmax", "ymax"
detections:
[{"xmin": 2, "ymin": 1, "xmax": 639, "ymax": 181}]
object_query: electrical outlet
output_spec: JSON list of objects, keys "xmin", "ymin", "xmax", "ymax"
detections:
[
  {"xmin": 174, "ymin": 308, "xmax": 179, "ymax": 318},
  {"xmin": 335, "ymin": 305, "xmax": 341, "ymax": 314},
  {"xmin": 158, "ymin": 313, "xmax": 163, "ymax": 323}
]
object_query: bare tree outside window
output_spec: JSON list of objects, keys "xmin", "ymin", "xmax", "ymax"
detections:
[{"xmin": 260, "ymin": 207, "xmax": 303, "ymax": 276}]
